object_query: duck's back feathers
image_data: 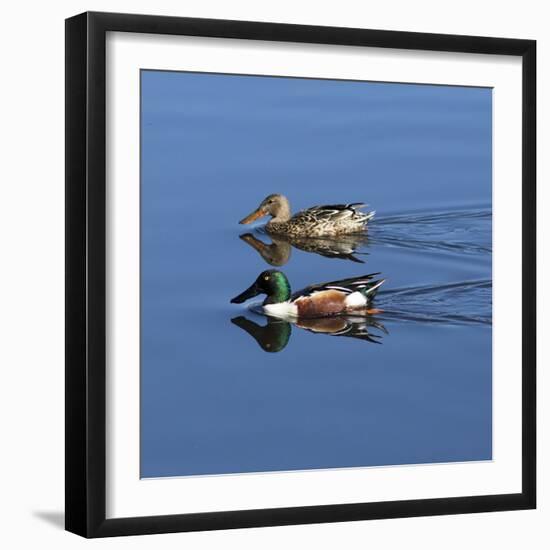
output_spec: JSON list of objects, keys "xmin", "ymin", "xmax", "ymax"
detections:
[
  {"xmin": 307, "ymin": 203, "xmax": 368, "ymax": 216},
  {"xmin": 296, "ymin": 203, "xmax": 374, "ymax": 224},
  {"xmin": 292, "ymin": 272, "xmax": 384, "ymax": 300},
  {"xmin": 269, "ymin": 203, "xmax": 374, "ymax": 236}
]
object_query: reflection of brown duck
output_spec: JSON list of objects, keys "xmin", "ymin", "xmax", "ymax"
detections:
[
  {"xmin": 231, "ymin": 314, "xmax": 387, "ymax": 353},
  {"xmin": 240, "ymin": 232, "xmax": 368, "ymax": 266}
]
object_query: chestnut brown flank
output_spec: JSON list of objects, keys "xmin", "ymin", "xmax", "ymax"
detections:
[{"xmin": 295, "ymin": 290, "xmax": 348, "ymax": 318}]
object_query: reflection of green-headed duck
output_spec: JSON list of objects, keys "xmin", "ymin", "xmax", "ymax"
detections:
[
  {"xmin": 231, "ymin": 314, "xmax": 387, "ymax": 353},
  {"xmin": 230, "ymin": 270, "xmax": 385, "ymax": 319},
  {"xmin": 239, "ymin": 194, "xmax": 374, "ymax": 237},
  {"xmin": 231, "ymin": 316, "xmax": 292, "ymax": 353}
]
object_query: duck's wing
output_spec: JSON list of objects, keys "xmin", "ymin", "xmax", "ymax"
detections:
[
  {"xmin": 294, "ymin": 203, "xmax": 374, "ymax": 223},
  {"xmin": 291, "ymin": 273, "xmax": 384, "ymax": 300}
]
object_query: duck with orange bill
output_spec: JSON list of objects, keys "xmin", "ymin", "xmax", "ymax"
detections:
[{"xmin": 239, "ymin": 194, "xmax": 374, "ymax": 237}]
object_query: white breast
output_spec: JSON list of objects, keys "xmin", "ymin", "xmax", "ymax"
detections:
[{"xmin": 263, "ymin": 301, "xmax": 298, "ymax": 319}]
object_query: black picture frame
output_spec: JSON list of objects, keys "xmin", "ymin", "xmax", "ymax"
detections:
[{"xmin": 65, "ymin": 11, "xmax": 536, "ymax": 538}]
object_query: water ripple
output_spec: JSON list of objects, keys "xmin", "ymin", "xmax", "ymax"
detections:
[
  {"xmin": 370, "ymin": 207, "xmax": 492, "ymax": 255},
  {"xmin": 244, "ymin": 206, "xmax": 492, "ymax": 327},
  {"xmin": 378, "ymin": 279, "xmax": 492, "ymax": 326}
]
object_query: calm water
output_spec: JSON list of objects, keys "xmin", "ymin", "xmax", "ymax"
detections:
[{"xmin": 140, "ymin": 71, "xmax": 492, "ymax": 478}]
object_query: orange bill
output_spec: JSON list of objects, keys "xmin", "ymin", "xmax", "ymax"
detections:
[{"xmin": 239, "ymin": 208, "xmax": 266, "ymax": 225}]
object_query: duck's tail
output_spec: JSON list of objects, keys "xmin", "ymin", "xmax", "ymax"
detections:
[
  {"xmin": 359, "ymin": 210, "xmax": 375, "ymax": 225},
  {"xmin": 359, "ymin": 277, "xmax": 385, "ymax": 298},
  {"xmin": 322, "ymin": 273, "xmax": 386, "ymax": 298}
]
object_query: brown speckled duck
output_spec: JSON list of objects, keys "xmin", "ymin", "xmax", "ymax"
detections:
[{"xmin": 239, "ymin": 194, "xmax": 374, "ymax": 237}]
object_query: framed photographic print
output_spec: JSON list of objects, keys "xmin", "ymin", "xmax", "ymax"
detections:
[{"xmin": 65, "ymin": 11, "xmax": 536, "ymax": 538}]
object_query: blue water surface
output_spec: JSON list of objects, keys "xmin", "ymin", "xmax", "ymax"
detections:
[{"xmin": 140, "ymin": 70, "xmax": 492, "ymax": 478}]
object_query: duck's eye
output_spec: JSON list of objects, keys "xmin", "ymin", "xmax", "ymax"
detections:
[{"xmin": 264, "ymin": 275, "xmax": 270, "ymax": 281}]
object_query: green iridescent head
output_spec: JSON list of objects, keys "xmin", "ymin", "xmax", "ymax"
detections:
[{"xmin": 230, "ymin": 270, "xmax": 291, "ymax": 305}]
